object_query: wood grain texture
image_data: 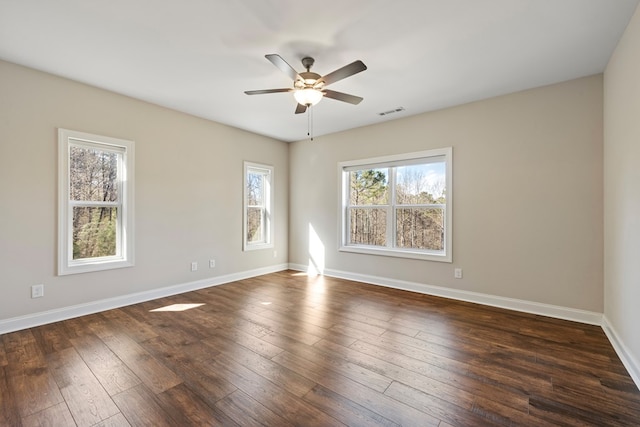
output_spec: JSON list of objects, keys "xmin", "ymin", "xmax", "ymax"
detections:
[
  {"xmin": 46, "ymin": 347, "xmax": 120, "ymax": 426},
  {"xmin": 0, "ymin": 270, "xmax": 638, "ymax": 426}
]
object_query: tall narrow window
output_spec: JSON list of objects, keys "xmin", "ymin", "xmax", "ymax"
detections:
[
  {"xmin": 243, "ymin": 162, "xmax": 274, "ymax": 250},
  {"xmin": 58, "ymin": 129, "xmax": 134, "ymax": 275},
  {"xmin": 340, "ymin": 148, "xmax": 452, "ymax": 262}
]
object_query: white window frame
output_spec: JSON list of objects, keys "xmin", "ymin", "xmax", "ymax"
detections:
[
  {"xmin": 58, "ymin": 128, "xmax": 135, "ymax": 275},
  {"xmin": 339, "ymin": 147, "xmax": 452, "ymax": 262},
  {"xmin": 243, "ymin": 161, "xmax": 274, "ymax": 251}
]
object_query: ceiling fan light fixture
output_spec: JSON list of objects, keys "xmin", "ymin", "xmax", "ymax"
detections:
[{"xmin": 294, "ymin": 88, "xmax": 323, "ymax": 106}]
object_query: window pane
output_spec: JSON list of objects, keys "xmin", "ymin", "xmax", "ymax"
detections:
[
  {"xmin": 349, "ymin": 208, "xmax": 387, "ymax": 246},
  {"xmin": 349, "ymin": 169, "xmax": 388, "ymax": 206},
  {"xmin": 247, "ymin": 207, "xmax": 264, "ymax": 243},
  {"xmin": 70, "ymin": 146, "xmax": 119, "ymax": 202},
  {"xmin": 395, "ymin": 208, "xmax": 444, "ymax": 250},
  {"xmin": 247, "ymin": 172, "xmax": 264, "ymax": 206},
  {"xmin": 395, "ymin": 162, "xmax": 446, "ymax": 205},
  {"xmin": 72, "ymin": 206, "xmax": 117, "ymax": 259}
]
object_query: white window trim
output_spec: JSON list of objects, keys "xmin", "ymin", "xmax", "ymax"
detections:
[
  {"xmin": 338, "ymin": 147, "xmax": 452, "ymax": 262},
  {"xmin": 58, "ymin": 128, "xmax": 135, "ymax": 275},
  {"xmin": 243, "ymin": 161, "xmax": 274, "ymax": 251}
]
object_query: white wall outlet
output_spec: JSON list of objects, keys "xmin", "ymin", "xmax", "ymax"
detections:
[
  {"xmin": 191, "ymin": 261, "xmax": 198, "ymax": 272},
  {"xmin": 273, "ymin": 250, "xmax": 277, "ymax": 258},
  {"xmin": 454, "ymin": 268, "xmax": 463, "ymax": 279},
  {"xmin": 209, "ymin": 259, "xmax": 216, "ymax": 268},
  {"xmin": 31, "ymin": 284, "xmax": 44, "ymax": 298}
]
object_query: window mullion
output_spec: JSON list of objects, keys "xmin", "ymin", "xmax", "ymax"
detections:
[
  {"xmin": 388, "ymin": 166, "xmax": 395, "ymax": 249},
  {"xmin": 69, "ymin": 200, "xmax": 120, "ymax": 207}
]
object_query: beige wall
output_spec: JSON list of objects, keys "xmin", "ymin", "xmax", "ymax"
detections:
[
  {"xmin": 604, "ymin": 4, "xmax": 640, "ymax": 374},
  {"xmin": 0, "ymin": 58, "xmax": 609, "ymax": 324},
  {"xmin": 0, "ymin": 60, "xmax": 289, "ymax": 320},
  {"xmin": 290, "ymin": 75, "xmax": 603, "ymax": 311}
]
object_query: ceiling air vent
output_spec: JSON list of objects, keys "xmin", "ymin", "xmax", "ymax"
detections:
[{"xmin": 378, "ymin": 107, "xmax": 405, "ymax": 116}]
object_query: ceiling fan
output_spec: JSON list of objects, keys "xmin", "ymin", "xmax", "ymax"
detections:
[{"xmin": 245, "ymin": 54, "xmax": 367, "ymax": 114}]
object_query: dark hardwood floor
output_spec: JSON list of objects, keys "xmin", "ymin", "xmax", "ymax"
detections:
[{"xmin": 1, "ymin": 270, "xmax": 639, "ymax": 426}]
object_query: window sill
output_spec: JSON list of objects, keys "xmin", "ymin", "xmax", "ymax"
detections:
[
  {"xmin": 339, "ymin": 245, "xmax": 451, "ymax": 263},
  {"xmin": 59, "ymin": 258, "xmax": 134, "ymax": 276}
]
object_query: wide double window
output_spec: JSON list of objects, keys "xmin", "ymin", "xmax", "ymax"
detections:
[
  {"xmin": 339, "ymin": 148, "xmax": 452, "ymax": 262},
  {"xmin": 243, "ymin": 162, "xmax": 274, "ymax": 250},
  {"xmin": 58, "ymin": 129, "xmax": 134, "ymax": 275}
]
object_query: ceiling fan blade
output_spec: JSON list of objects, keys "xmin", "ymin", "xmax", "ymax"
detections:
[
  {"xmin": 244, "ymin": 88, "xmax": 292, "ymax": 95},
  {"xmin": 266, "ymin": 54, "xmax": 301, "ymax": 82},
  {"xmin": 323, "ymin": 89, "xmax": 363, "ymax": 105},
  {"xmin": 318, "ymin": 60, "xmax": 367, "ymax": 86},
  {"xmin": 295, "ymin": 103, "xmax": 307, "ymax": 114}
]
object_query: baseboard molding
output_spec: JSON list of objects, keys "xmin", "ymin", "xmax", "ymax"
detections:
[
  {"xmin": 288, "ymin": 263, "xmax": 602, "ymax": 325},
  {"xmin": 601, "ymin": 315, "xmax": 640, "ymax": 390},
  {"xmin": 0, "ymin": 263, "xmax": 288, "ymax": 335}
]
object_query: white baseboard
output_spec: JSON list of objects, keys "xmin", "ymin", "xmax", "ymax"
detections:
[
  {"xmin": 289, "ymin": 263, "xmax": 602, "ymax": 325},
  {"xmin": 601, "ymin": 315, "xmax": 640, "ymax": 389},
  {"xmin": 0, "ymin": 263, "xmax": 288, "ymax": 335}
]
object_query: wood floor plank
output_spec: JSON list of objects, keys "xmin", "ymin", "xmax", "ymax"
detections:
[
  {"xmin": 208, "ymin": 351, "xmax": 346, "ymax": 426},
  {"xmin": 21, "ymin": 402, "xmax": 76, "ymax": 427},
  {"xmin": 1, "ymin": 270, "xmax": 638, "ymax": 426},
  {"xmin": 155, "ymin": 383, "xmax": 241, "ymax": 426},
  {"xmin": 90, "ymin": 327, "xmax": 182, "ymax": 394},
  {"xmin": 140, "ymin": 336, "xmax": 237, "ymax": 406},
  {"xmin": 352, "ymin": 337, "xmax": 532, "ymax": 413},
  {"xmin": 0, "ymin": 366, "xmax": 22, "ymax": 426},
  {"xmin": 273, "ymin": 345, "xmax": 393, "ymax": 393},
  {"xmin": 384, "ymin": 381, "xmax": 502, "ymax": 427},
  {"xmin": 215, "ymin": 389, "xmax": 294, "ymax": 427},
  {"xmin": 0, "ymin": 338, "xmax": 7, "ymax": 367},
  {"xmin": 30, "ymin": 322, "xmax": 73, "ymax": 356},
  {"xmin": 236, "ymin": 308, "xmax": 324, "ymax": 346},
  {"xmin": 100, "ymin": 308, "xmax": 159, "ymax": 343},
  {"xmin": 70, "ymin": 334, "xmax": 141, "ymax": 396},
  {"xmin": 46, "ymin": 347, "xmax": 120, "ymax": 427},
  {"xmin": 206, "ymin": 324, "xmax": 285, "ymax": 359},
  {"xmin": 92, "ymin": 413, "xmax": 131, "ymax": 427},
  {"xmin": 111, "ymin": 384, "xmax": 177, "ymax": 427},
  {"xmin": 2, "ymin": 330, "xmax": 65, "ymax": 418},
  {"xmin": 303, "ymin": 383, "xmax": 401, "ymax": 427},
  {"xmin": 273, "ymin": 346, "xmax": 440, "ymax": 426},
  {"xmin": 202, "ymin": 336, "xmax": 316, "ymax": 398}
]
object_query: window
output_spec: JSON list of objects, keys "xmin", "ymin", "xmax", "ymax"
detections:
[
  {"xmin": 58, "ymin": 129, "xmax": 134, "ymax": 275},
  {"xmin": 339, "ymin": 148, "xmax": 452, "ymax": 262},
  {"xmin": 243, "ymin": 162, "xmax": 274, "ymax": 250}
]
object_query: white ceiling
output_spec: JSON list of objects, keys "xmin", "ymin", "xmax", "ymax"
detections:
[{"xmin": 1, "ymin": 0, "xmax": 638, "ymax": 142}]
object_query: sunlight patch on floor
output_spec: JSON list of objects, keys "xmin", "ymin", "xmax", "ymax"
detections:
[{"xmin": 149, "ymin": 303, "xmax": 205, "ymax": 312}]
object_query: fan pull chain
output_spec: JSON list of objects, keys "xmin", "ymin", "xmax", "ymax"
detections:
[{"xmin": 307, "ymin": 106, "xmax": 314, "ymax": 141}]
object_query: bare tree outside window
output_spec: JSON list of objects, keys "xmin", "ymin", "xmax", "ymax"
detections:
[
  {"xmin": 69, "ymin": 145, "xmax": 119, "ymax": 259},
  {"xmin": 349, "ymin": 169, "xmax": 388, "ymax": 246},
  {"xmin": 395, "ymin": 163, "xmax": 445, "ymax": 250},
  {"xmin": 246, "ymin": 171, "xmax": 265, "ymax": 243}
]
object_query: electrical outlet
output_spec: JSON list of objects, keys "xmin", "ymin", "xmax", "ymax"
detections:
[
  {"xmin": 191, "ymin": 262, "xmax": 198, "ymax": 272},
  {"xmin": 209, "ymin": 259, "xmax": 216, "ymax": 268},
  {"xmin": 31, "ymin": 284, "xmax": 44, "ymax": 298},
  {"xmin": 454, "ymin": 268, "xmax": 463, "ymax": 279},
  {"xmin": 273, "ymin": 250, "xmax": 277, "ymax": 258}
]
